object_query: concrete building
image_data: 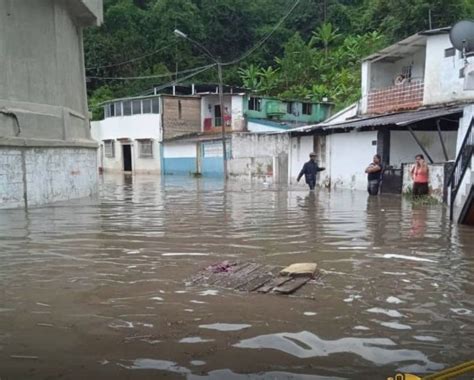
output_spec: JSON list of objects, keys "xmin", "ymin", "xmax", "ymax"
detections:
[
  {"xmin": 288, "ymin": 27, "xmax": 474, "ymax": 223},
  {"xmin": 90, "ymin": 94, "xmax": 201, "ymax": 174},
  {"xmin": 0, "ymin": 0, "xmax": 103, "ymax": 209}
]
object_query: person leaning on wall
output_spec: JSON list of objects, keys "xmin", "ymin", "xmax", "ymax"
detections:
[{"xmin": 410, "ymin": 154, "xmax": 430, "ymax": 197}]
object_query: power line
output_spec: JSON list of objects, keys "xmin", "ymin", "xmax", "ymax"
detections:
[
  {"xmin": 221, "ymin": 0, "xmax": 301, "ymax": 66},
  {"xmin": 87, "ymin": 63, "xmax": 216, "ymax": 81},
  {"xmin": 88, "ymin": 64, "xmax": 215, "ymax": 111},
  {"xmin": 86, "ymin": 43, "xmax": 175, "ymax": 71}
]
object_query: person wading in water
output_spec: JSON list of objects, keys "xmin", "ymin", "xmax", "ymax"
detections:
[
  {"xmin": 365, "ymin": 154, "xmax": 383, "ymax": 195},
  {"xmin": 297, "ymin": 152, "xmax": 325, "ymax": 190},
  {"xmin": 411, "ymin": 154, "xmax": 429, "ymax": 197}
]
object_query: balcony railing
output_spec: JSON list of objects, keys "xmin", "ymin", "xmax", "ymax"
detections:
[{"xmin": 367, "ymin": 80, "xmax": 424, "ymax": 114}]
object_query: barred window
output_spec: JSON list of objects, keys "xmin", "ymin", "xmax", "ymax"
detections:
[
  {"xmin": 302, "ymin": 103, "xmax": 312, "ymax": 115},
  {"xmin": 138, "ymin": 140, "xmax": 153, "ymax": 158},
  {"xmin": 248, "ymin": 97, "xmax": 262, "ymax": 111},
  {"xmin": 104, "ymin": 140, "xmax": 115, "ymax": 158}
]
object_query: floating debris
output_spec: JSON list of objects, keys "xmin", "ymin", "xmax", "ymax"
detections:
[
  {"xmin": 188, "ymin": 261, "xmax": 318, "ymax": 296},
  {"xmin": 10, "ymin": 355, "xmax": 39, "ymax": 360}
]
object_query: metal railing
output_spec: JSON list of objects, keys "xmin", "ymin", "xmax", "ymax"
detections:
[{"xmin": 447, "ymin": 117, "xmax": 473, "ymax": 220}]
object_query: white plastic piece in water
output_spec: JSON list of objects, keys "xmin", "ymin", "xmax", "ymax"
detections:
[
  {"xmin": 386, "ymin": 296, "xmax": 404, "ymax": 304},
  {"xmin": 199, "ymin": 323, "xmax": 251, "ymax": 332},
  {"xmin": 382, "ymin": 254, "xmax": 437, "ymax": 263},
  {"xmin": 303, "ymin": 312, "xmax": 317, "ymax": 316}
]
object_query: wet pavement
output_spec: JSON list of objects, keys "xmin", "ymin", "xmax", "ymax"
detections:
[{"xmin": 0, "ymin": 174, "xmax": 473, "ymax": 380}]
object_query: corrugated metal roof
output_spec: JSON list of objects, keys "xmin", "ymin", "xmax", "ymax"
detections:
[{"xmin": 291, "ymin": 106, "xmax": 464, "ymax": 134}]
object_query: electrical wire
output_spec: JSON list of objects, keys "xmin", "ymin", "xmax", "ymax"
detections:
[
  {"xmin": 88, "ymin": 63, "xmax": 215, "ymax": 111},
  {"xmin": 85, "ymin": 43, "xmax": 175, "ymax": 71},
  {"xmin": 87, "ymin": 63, "xmax": 216, "ymax": 81}
]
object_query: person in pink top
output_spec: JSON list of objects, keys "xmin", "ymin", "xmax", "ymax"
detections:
[{"xmin": 410, "ymin": 154, "xmax": 429, "ymax": 196}]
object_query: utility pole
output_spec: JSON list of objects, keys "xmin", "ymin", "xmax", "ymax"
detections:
[
  {"xmin": 174, "ymin": 29, "xmax": 228, "ymax": 180},
  {"xmin": 217, "ymin": 59, "xmax": 228, "ymax": 179}
]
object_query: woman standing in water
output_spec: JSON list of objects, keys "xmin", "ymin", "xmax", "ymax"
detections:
[{"xmin": 411, "ymin": 154, "xmax": 430, "ymax": 196}]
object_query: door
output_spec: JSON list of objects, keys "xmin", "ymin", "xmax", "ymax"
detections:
[
  {"xmin": 122, "ymin": 144, "xmax": 132, "ymax": 172},
  {"xmin": 214, "ymin": 105, "xmax": 222, "ymax": 127}
]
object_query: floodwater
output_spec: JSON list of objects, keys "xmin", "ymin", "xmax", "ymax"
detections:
[{"xmin": 0, "ymin": 175, "xmax": 473, "ymax": 380}]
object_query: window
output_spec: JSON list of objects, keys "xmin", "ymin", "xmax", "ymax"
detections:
[
  {"xmin": 286, "ymin": 102, "xmax": 293, "ymax": 114},
  {"xmin": 115, "ymin": 102, "xmax": 122, "ymax": 116},
  {"xmin": 142, "ymin": 99, "xmax": 152, "ymax": 113},
  {"xmin": 248, "ymin": 97, "xmax": 261, "ymax": 111},
  {"xmin": 445, "ymin": 47, "xmax": 455, "ymax": 57},
  {"xmin": 104, "ymin": 104, "xmax": 110, "ymax": 118},
  {"xmin": 104, "ymin": 140, "xmax": 115, "ymax": 158},
  {"xmin": 401, "ymin": 65, "xmax": 412, "ymax": 81},
  {"xmin": 132, "ymin": 100, "xmax": 141, "ymax": 115},
  {"xmin": 109, "ymin": 103, "xmax": 115, "ymax": 117},
  {"xmin": 152, "ymin": 98, "xmax": 160, "ymax": 114},
  {"xmin": 178, "ymin": 100, "xmax": 182, "ymax": 119},
  {"xmin": 123, "ymin": 101, "xmax": 132, "ymax": 116},
  {"xmin": 138, "ymin": 140, "xmax": 153, "ymax": 158},
  {"xmin": 460, "ymin": 67, "xmax": 465, "ymax": 78},
  {"xmin": 302, "ymin": 103, "xmax": 312, "ymax": 115}
]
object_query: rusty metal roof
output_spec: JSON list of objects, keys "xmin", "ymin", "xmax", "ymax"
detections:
[{"xmin": 291, "ymin": 106, "xmax": 464, "ymax": 135}]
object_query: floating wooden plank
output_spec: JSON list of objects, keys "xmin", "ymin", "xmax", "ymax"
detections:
[
  {"xmin": 187, "ymin": 261, "xmax": 317, "ymax": 296},
  {"xmin": 273, "ymin": 277, "xmax": 311, "ymax": 294},
  {"xmin": 256, "ymin": 276, "xmax": 292, "ymax": 293}
]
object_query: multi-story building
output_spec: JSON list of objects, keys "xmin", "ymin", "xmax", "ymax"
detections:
[
  {"xmin": 0, "ymin": 0, "xmax": 103, "ymax": 209},
  {"xmin": 289, "ymin": 26, "xmax": 473, "ymax": 224}
]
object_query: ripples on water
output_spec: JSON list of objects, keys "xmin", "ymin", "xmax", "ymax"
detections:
[{"xmin": 0, "ymin": 174, "xmax": 473, "ymax": 379}]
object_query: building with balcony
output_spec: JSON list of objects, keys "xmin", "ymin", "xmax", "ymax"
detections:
[
  {"xmin": 0, "ymin": 0, "xmax": 103, "ymax": 209},
  {"xmin": 286, "ymin": 26, "xmax": 474, "ymax": 224}
]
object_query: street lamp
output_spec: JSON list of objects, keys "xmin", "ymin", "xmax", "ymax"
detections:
[{"xmin": 174, "ymin": 29, "xmax": 228, "ymax": 180}]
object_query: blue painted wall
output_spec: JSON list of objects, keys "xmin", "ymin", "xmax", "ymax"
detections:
[
  {"xmin": 163, "ymin": 157, "xmax": 196, "ymax": 175},
  {"xmin": 202, "ymin": 157, "xmax": 224, "ymax": 176}
]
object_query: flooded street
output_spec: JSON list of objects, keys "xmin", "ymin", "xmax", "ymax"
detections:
[{"xmin": 0, "ymin": 174, "xmax": 473, "ymax": 379}]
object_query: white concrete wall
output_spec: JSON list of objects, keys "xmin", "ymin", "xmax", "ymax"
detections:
[
  {"xmin": 231, "ymin": 95, "xmax": 245, "ymax": 131},
  {"xmin": 93, "ymin": 114, "xmax": 161, "ymax": 141},
  {"xmin": 247, "ymin": 121, "xmax": 286, "ymax": 133},
  {"xmin": 163, "ymin": 142, "xmax": 196, "ymax": 158},
  {"xmin": 0, "ymin": 147, "xmax": 97, "ymax": 209},
  {"xmin": 230, "ymin": 133, "xmax": 289, "ymax": 182},
  {"xmin": 328, "ymin": 131, "xmax": 378, "ymax": 190},
  {"xmin": 390, "ymin": 130, "xmax": 458, "ymax": 167},
  {"xmin": 424, "ymin": 34, "xmax": 473, "ymax": 106},
  {"xmin": 201, "ymin": 95, "xmax": 232, "ymax": 130},
  {"xmin": 90, "ymin": 114, "xmax": 162, "ymax": 173},
  {"xmin": 289, "ymin": 135, "xmax": 314, "ymax": 183}
]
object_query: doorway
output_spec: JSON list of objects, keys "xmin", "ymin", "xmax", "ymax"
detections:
[
  {"xmin": 214, "ymin": 105, "xmax": 222, "ymax": 127},
  {"xmin": 122, "ymin": 144, "xmax": 132, "ymax": 172}
]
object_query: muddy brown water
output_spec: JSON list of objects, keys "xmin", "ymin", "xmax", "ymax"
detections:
[{"xmin": 0, "ymin": 175, "xmax": 473, "ymax": 380}]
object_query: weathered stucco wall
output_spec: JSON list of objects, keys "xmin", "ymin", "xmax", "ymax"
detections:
[
  {"xmin": 327, "ymin": 131, "xmax": 378, "ymax": 191},
  {"xmin": 424, "ymin": 34, "xmax": 471, "ymax": 106},
  {"xmin": 0, "ymin": 147, "xmax": 97, "ymax": 209},
  {"xmin": 229, "ymin": 133, "xmax": 289, "ymax": 183},
  {"xmin": 0, "ymin": 0, "xmax": 102, "ymax": 208}
]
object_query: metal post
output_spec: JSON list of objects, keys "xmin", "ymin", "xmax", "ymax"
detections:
[
  {"xmin": 217, "ymin": 60, "xmax": 228, "ymax": 180},
  {"xmin": 407, "ymin": 124, "xmax": 434, "ymax": 163},
  {"xmin": 436, "ymin": 120, "xmax": 449, "ymax": 161}
]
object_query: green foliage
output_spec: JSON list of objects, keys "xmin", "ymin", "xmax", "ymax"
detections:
[{"xmin": 84, "ymin": 0, "xmax": 470, "ymax": 115}]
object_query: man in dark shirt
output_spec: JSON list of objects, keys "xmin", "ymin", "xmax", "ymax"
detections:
[
  {"xmin": 365, "ymin": 154, "xmax": 383, "ymax": 195},
  {"xmin": 297, "ymin": 152, "xmax": 325, "ymax": 190}
]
